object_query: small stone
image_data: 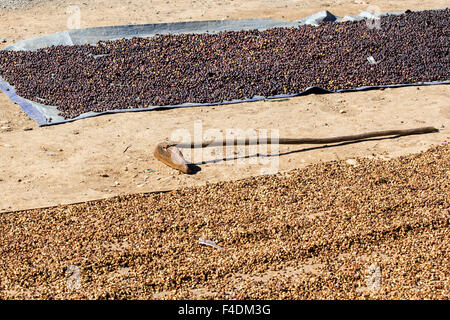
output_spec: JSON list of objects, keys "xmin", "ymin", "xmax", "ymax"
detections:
[
  {"xmin": 339, "ymin": 109, "xmax": 346, "ymax": 114},
  {"xmin": 1, "ymin": 126, "xmax": 12, "ymax": 132},
  {"xmin": 23, "ymin": 127, "xmax": 33, "ymax": 131},
  {"xmin": 367, "ymin": 56, "xmax": 379, "ymax": 65}
]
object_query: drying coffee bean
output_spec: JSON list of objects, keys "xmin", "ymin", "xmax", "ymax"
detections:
[{"xmin": 0, "ymin": 9, "xmax": 448, "ymax": 119}]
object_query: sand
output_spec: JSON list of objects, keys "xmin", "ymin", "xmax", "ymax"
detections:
[{"xmin": 0, "ymin": 0, "xmax": 449, "ymax": 213}]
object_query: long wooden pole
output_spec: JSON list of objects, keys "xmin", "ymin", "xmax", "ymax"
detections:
[{"xmin": 175, "ymin": 126, "xmax": 439, "ymax": 148}]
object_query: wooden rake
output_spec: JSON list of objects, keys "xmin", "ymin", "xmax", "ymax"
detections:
[{"xmin": 154, "ymin": 126, "xmax": 439, "ymax": 174}]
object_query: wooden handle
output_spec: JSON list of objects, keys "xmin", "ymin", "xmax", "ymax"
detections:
[{"xmin": 175, "ymin": 126, "xmax": 439, "ymax": 148}]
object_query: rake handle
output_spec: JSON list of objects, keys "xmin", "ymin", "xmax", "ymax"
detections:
[{"xmin": 175, "ymin": 126, "xmax": 439, "ymax": 148}]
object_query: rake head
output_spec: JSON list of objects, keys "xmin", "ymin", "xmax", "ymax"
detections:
[{"xmin": 154, "ymin": 142, "xmax": 191, "ymax": 174}]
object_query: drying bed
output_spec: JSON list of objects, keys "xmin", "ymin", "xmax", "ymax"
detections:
[
  {"xmin": 0, "ymin": 9, "xmax": 449, "ymax": 125},
  {"xmin": 0, "ymin": 145, "xmax": 448, "ymax": 299}
]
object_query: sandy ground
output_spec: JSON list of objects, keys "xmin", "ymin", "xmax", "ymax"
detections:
[{"xmin": 0, "ymin": 0, "xmax": 449, "ymax": 212}]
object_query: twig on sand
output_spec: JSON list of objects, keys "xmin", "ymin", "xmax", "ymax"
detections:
[{"xmin": 123, "ymin": 144, "xmax": 132, "ymax": 153}]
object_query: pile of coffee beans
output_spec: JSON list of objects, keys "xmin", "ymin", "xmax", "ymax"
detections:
[
  {"xmin": 0, "ymin": 146, "xmax": 448, "ymax": 299},
  {"xmin": 0, "ymin": 9, "xmax": 448, "ymax": 119}
]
